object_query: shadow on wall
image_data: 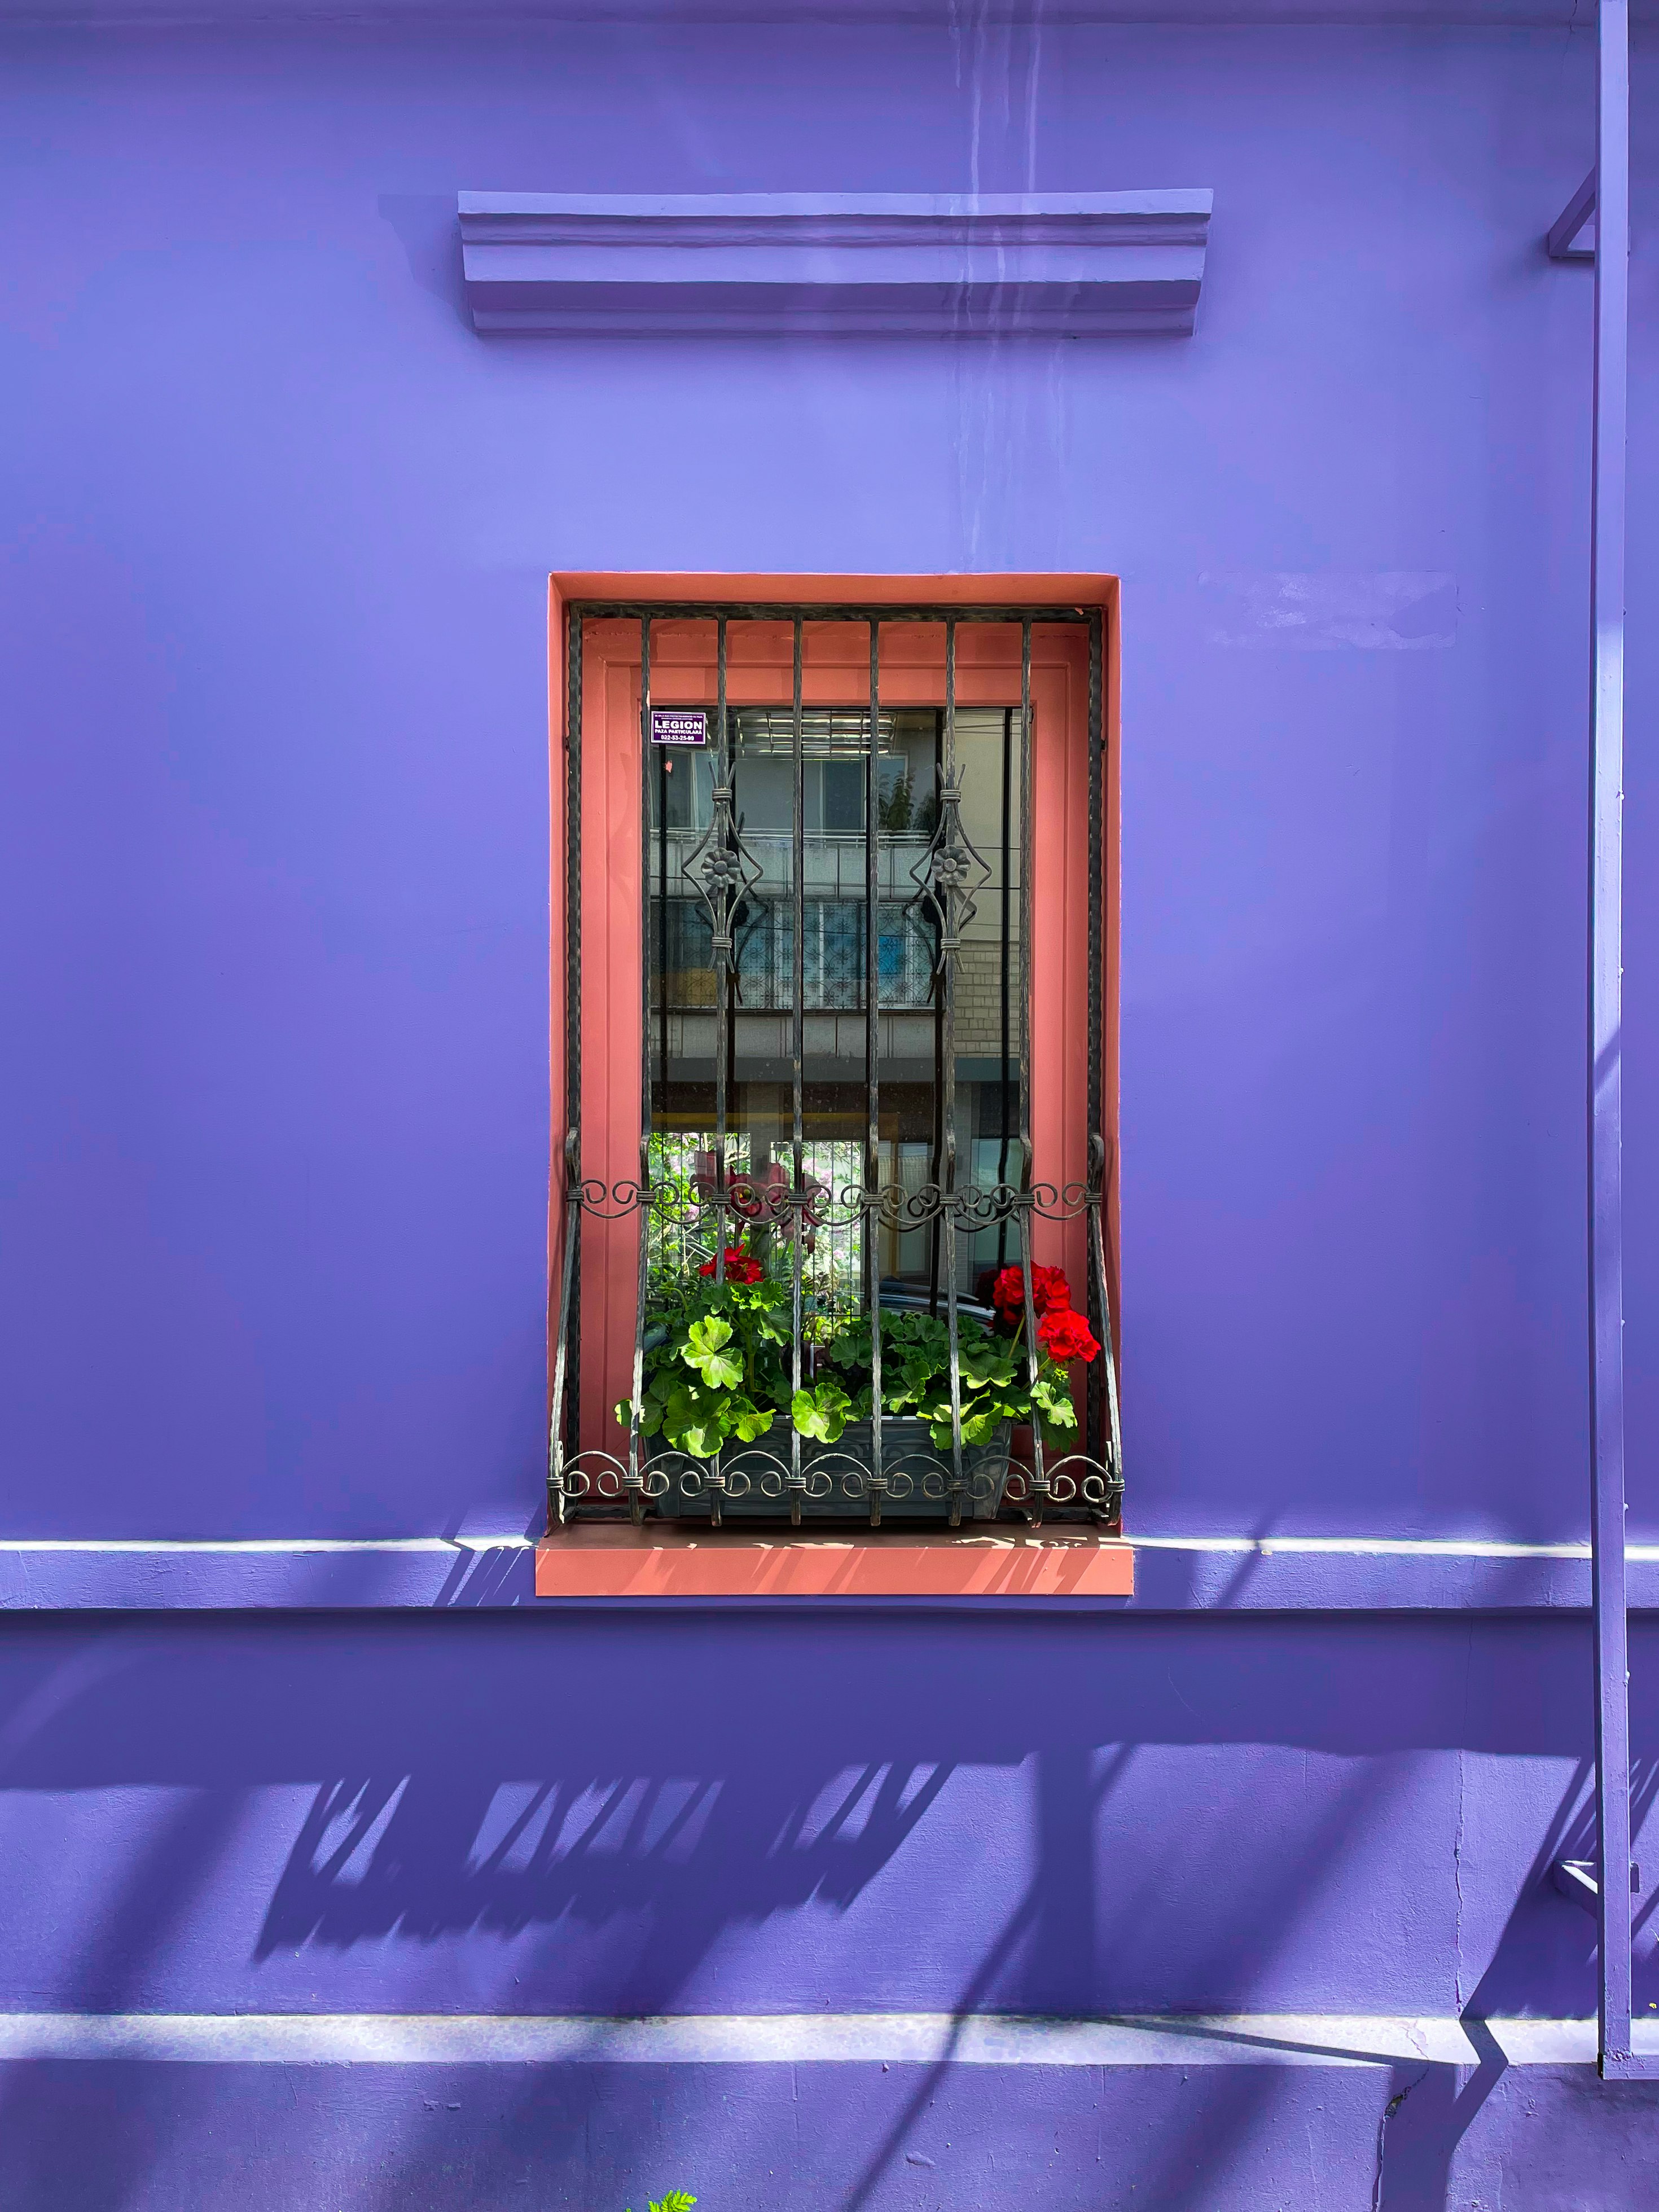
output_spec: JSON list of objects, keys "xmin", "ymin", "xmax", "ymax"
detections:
[
  {"xmin": 0, "ymin": 1610, "xmax": 1640, "ymax": 2017},
  {"xmin": 376, "ymin": 195, "xmax": 472, "ymax": 334},
  {"xmin": 3, "ymin": 1612, "xmax": 1659, "ymax": 2208},
  {"xmin": 256, "ymin": 1756, "xmax": 956, "ymax": 1958}
]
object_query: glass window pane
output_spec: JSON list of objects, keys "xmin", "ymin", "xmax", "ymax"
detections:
[{"xmin": 646, "ymin": 701, "xmax": 1024, "ymax": 1318}]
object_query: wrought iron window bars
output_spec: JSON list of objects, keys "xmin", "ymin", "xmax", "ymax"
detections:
[{"xmin": 549, "ymin": 600, "xmax": 1122, "ymax": 1533}]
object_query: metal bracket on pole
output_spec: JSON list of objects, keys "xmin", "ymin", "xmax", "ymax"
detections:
[
  {"xmin": 1555, "ymin": 1858, "xmax": 1603, "ymax": 1915},
  {"xmin": 1548, "ymin": 169, "xmax": 1597, "ymax": 261},
  {"xmin": 1553, "ymin": 1858, "xmax": 1642, "ymax": 1915}
]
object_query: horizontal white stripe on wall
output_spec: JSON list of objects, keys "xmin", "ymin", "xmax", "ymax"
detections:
[
  {"xmin": 0, "ymin": 2013, "xmax": 1641, "ymax": 2069},
  {"xmin": 11, "ymin": 1537, "xmax": 1654, "ymax": 1560},
  {"xmin": 6, "ymin": 1534, "xmax": 1659, "ymax": 1612}
]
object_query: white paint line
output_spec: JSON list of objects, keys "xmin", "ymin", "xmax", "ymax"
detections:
[
  {"xmin": 2, "ymin": 1537, "xmax": 1651, "ymax": 1562},
  {"xmin": 0, "ymin": 1538, "xmax": 535, "ymax": 1555},
  {"xmin": 1131, "ymin": 1537, "xmax": 1621, "ymax": 1561},
  {"xmin": 0, "ymin": 2013, "xmax": 1637, "ymax": 2068}
]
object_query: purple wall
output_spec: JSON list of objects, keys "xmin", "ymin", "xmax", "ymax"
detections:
[{"xmin": 2, "ymin": 7, "xmax": 1657, "ymax": 2206}]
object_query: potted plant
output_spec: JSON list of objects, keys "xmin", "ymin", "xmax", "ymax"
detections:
[
  {"xmin": 792, "ymin": 1267, "xmax": 1098, "ymax": 1518},
  {"xmin": 618, "ymin": 1249, "xmax": 1099, "ymax": 1522},
  {"xmin": 616, "ymin": 1244, "xmax": 792, "ymax": 1458}
]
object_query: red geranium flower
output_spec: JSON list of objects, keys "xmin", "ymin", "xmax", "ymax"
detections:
[
  {"xmin": 699, "ymin": 1247, "xmax": 763, "ymax": 1284},
  {"xmin": 1038, "ymin": 1307, "xmax": 1099, "ymax": 1363},
  {"xmin": 991, "ymin": 1264, "xmax": 1072, "ymax": 1318}
]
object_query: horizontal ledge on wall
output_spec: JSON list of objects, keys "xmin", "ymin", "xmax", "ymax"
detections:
[
  {"xmin": 2, "ymin": 1534, "xmax": 1658, "ymax": 1612},
  {"xmin": 536, "ymin": 1524, "xmax": 1135, "ymax": 1599},
  {"xmin": 0, "ymin": 1, "xmax": 1629, "ymax": 25},
  {"xmin": 0, "ymin": 2012, "xmax": 1635, "ymax": 2070},
  {"xmin": 457, "ymin": 191, "xmax": 1212, "ymax": 337}
]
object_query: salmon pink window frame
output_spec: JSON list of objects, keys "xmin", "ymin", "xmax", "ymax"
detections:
[{"xmin": 547, "ymin": 572, "xmax": 1121, "ymax": 1513}]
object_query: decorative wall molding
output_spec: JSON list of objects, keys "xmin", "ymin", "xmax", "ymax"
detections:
[
  {"xmin": 3, "ymin": 1534, "xmax": 1658, "ymax": 1612},
  {"xmin": 457, "ymin": 192, "xmax": 1212, "ymax": 338}
]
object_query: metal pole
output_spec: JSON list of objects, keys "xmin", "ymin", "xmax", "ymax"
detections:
[
  {"xmin": 1588, "ymin": 0, "xmax": 1633, "ymax": 2082},
  {"xmin": 1015, "ymin": 618, "xmax": 1046, "ymax": 1525},
  {"xmin": 556, "ymin": 603, "xmax": 583, "ymax": 1510},
  {"xmin": 789, "ymin": 618, "xmax": 806, "ymax": 1526},
  {"xmin": 866, "ymin": 620, "xmax": 885, "ymax": 1522},
  {"xmin": 940, "ymin": 618, "xmax": 967, "ymax": 1525},
  {"xmin": 626, "ymin": 616, "xmax": 655, "ymax": 1526}
]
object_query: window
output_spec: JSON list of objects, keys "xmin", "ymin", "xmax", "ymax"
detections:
[{"xmin": 550, "ymin": 585, "xmax": 1120, "ymax": 1532}]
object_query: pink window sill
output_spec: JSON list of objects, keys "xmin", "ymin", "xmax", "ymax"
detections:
[{"xmin": 535, "ymin": 1525, "xmax": 1134, "ymax": 1600}]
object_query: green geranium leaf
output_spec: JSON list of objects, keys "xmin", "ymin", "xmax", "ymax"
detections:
[
  {"xmin": 729, "ymin": 1398, "xmax": 775, "ymax": 1443},
  {"xmin": 683, "ymin": 1315, "xmax": 744, "ymax": 1390},
  {"xmin": 792, "ymin": 1379, "xmax": 852, "ymax": 1443},
  {"xmin": 615, "ymin": 1395, "xmax": 669, "ymax": 1439},
  {"xmin": 661, "ymin": 1382, "xmax": 732, "ymax": 1459},
  {"xmin": 927, "ymin": 1404, "xmax": 1004, "ymax": 1450},
  {"xmin": 1032, "ymin": 1363, "xmax": 1078, "ymax": 1429},
  {"xmin": 960, "ymin": 1340, "xmax": 1017, "ymax": 1389}
]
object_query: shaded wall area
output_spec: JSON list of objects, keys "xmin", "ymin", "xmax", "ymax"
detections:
[
  {"xmin": 6, "ymin": 2055, "xmax": 1659, "ymax": 2212},
  {"xmin": 0, "ymin": 1611, "xmax": 1649, "ymax": 2020},
  {"xmin": 1, "ymin": 1610, "xmax": 1657, "ymax": 2207}
]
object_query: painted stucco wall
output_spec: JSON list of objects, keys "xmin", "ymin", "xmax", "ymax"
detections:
[{"xmin": 2, "ymin": 9, "xmax": 1657, "ymax": 2206}]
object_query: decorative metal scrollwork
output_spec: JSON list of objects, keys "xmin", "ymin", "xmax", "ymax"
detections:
[
  {"xmin": 683, "ymin": 775, "xmax": 762, "ymax": 967},
  {"xmin": 908, "ymin": 765, "xmax": 991, "ymax": 969},
  {"xmin": 567, "ymin": 1173, "xmax": 1102, "ymax": 1231},
  {"xmin": 552, "ymin": 1441, "xmax": 1121, "ymax": 1528}
]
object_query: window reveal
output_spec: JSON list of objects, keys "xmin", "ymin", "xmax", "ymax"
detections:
[{"xmin": 550, "ymin": 601, "xmax": 1121, "ymax": 1533}]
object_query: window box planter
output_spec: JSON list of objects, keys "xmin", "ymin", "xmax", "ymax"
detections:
[{"xmin": 657, "ymin": 1417, "xmax": 1013, "ymax": 1525}]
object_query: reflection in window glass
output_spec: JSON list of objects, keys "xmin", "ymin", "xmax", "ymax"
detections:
[{"xmin": 646, "ymin": 707, "xmax": 1025, "ymax": 1313}]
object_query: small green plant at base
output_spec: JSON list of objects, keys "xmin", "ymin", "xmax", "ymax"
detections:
[{"xmin": 625, "ymin": 2194, "xmax": 695, "ymax": 2212}]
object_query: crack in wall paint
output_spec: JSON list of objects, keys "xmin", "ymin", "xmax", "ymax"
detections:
[{"xmin": 1371, "ymin": 2068, "xmax": 1429, "ymax": 2212}]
